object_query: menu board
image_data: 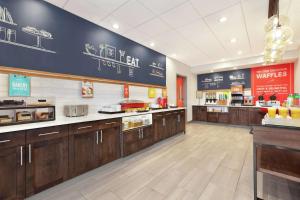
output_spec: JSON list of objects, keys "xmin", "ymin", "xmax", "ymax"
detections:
[
  {"xmin": 251, "ymin": 63, "xmax": 294, "ymax": 102},
  {"xmin": 0, "ymin": 0, "xmax": 166, "ymax": 86},
  {"xmin": 197, "ymin": 69, "xmax": 251, "ymax": 90}
]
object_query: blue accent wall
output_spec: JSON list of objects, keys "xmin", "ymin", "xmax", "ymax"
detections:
[
  {"xmin": 197, "ymin": 69, "xmax": 251, "ymax": 90},
  {"xmin": 0, "ymin": 0, "xmax": 166, "ymax": 86}
]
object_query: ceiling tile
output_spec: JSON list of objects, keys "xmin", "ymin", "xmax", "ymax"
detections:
[
  {"xmin": 177, "ymin": 18, "xmax": 228, "ymax": 61},
  {"xmin": 43, "ymin": 0, "xmax": 68, "ymax": 8},
  {"xmin": 160, "ymin": 2, "xmax": 200, "ymax": 28},
  {"xmin": 204, "ymin": 3, "xmax": 251, "ymax": 57},
  {"xmin": 123, "ymin": 29, "xmax": 151, "ymax": 44},
  {"xmin": 242, "ymin": 0, "xmax": 268, "ymax": 55},
  {"xmin": 286, "ymin": 0, "xmax": 300, "ymax": 47},
  {"xmin": 64, "ymin": 0, "xmax": 103, "ymax": 24},
  {"xmin": 191, "ymin": 0, "xmax": 240, "ymax": 17},
  {"xmin": 138, "ymin": 0, "xmax": 187, "ymax": 15},
  {"xmin": 135, "ymin": 18, "xmax": 172, "ymax": 38},
  {"xmin": 110, "ymin": 0, "xmax": 155, "ymax": 27},
  {"xmin": 100, "ymin": 16, "xmax": 133, "ymax": 33}
]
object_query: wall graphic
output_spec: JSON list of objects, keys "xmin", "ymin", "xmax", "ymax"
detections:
[
  {"xmin": 0, "ymin": 0, "xmax": 166, "ymax": 86},
  {"xmin": 251, "ymin": 63, "xmax": 294, "ymax": 102},
  {"xmin": 197, "ymin": 69, "xmax": 251, "ymax": 90}
]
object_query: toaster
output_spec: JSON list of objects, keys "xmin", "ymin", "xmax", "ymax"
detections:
[{"xmin": 64, "ymin": 105, "xmax": 88, "ymax": 117}]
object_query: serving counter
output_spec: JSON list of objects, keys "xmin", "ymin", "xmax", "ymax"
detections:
[
  {"xmin": 192, "ymin": 105, "xmax": 265, "ymax": 126},
  {"xmin": 0, "ymin": 108, "xmax": 186, "ymax": 200}
]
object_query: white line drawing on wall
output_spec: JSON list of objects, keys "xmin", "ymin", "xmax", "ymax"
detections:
[
  {"xmin": 149, "ymin": 62, "xmax": 165, "ymax": 78},
  {"xmin": 0, "ymin": 5, "xmax": 56, "ymax": 54},
  {"xmin": 0, "ymin": 6, "xmax": 17, "ymax": 25},
  {"xmin": 83, "ymin": 42, "xmax": 141, "ymax": 78}
]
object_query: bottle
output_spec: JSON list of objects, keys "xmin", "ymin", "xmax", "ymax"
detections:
[{"xmin": 287, "ymin": 94, "xmax": 294, "ymax": 107}]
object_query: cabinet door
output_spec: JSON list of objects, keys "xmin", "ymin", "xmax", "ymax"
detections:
[
  {"xmin": 98, "ymin": 126, "xmax": 121, "ymax": 165},
  {"xmin": 199, "ymin": 107, "xmax": 207, "ymax": 121},
  {"xmin": 0, "ymin": 132, "xmax": 25, "ymax": 200},
  {"xmin": 192, "ymin": 106, "xmax": 198, "ymax": 121},
  {"xmin": 239, "ymin": 108, "xmax": 249, "ymax": 125},
  {"xmin": 165, "ymin": 112, "xmax": 176, "ymax": 137},
  {"xmin": 207, "ymin": 112, "xmax": 218, "ymax": 123},
  {"xmin": 69, "ymin": 122, "xmax": 98, "ymax": 177},
  {"xmin": 139, "ymin": 126, "xmax": 153, "ymax": 149},
  {"xmin": 218, "ymin": 113, "xmax": 229, "ymax": 124},
  {"xmin": 26, "ymin": 126, "xmax": 68, "ymax": 196},
  {"xmin": 123, "ymin": 129, "xmax": 140, "ymax": 156},
  {"xmin": 176, "ymin": 110, "xmax": 185, "ymax": 133},
  {"xmin": 229, "ymin": 108, "xmax": 240, "ymax": 125},
  {"xmin": 153, "ymin": 113, "xmax": 164, "ymax": 142},
  {"xmin": 249, "ymin": 108, "xmax": 264, "ymax": 126}
]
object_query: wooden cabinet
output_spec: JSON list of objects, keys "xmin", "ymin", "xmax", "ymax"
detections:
[
  {"xmin": 25, "ymin": 126, "xmax": 69, "ymax": 196},
  {"xmin": 97, "ymin": 119, "xmax": 121, "ymax": 166},
  {"xmin": 165, "ymin": 112, "xmax": 177, "ymax": 137},
  {"xmin": 218, "ymin": 113, "xmax": 229, "ymax": 124},
  {"xmin": 0, "ymin": 131, "xmax": 25, "ymax": 200},
  {"xmin": 123, "ymin": 126, "xmax": 153, "ymax": 156},
  {"xmin": 207, "ymin": 112, "xmax": 218, "ymax": 123},
  {"xmin": 239, "ymin": 108, "xmax": 249, "ymax": 125},
  {"xmin": 69, "ymin": 122, "xmax": 98, "ymax": 177},
  {"xmin": 249, "ymin": 108, "xmax": 264, "ymax": 126},
  {"xmin": 176, "ymin": 110, "xmax": 186, "ymax": 133},
  {"xmin": 229, "ymin": 107, "xmax": 240, "ymax": 125},
  {"xmin": 229, "ymin": 107, "xmax": 249, "ymax": 125},
  {"xmin": 153, "ymin": 113, "xmax": 164, "ymax": 142},
  {"xmin": 192, "ymin": 106, "xmax": 207, "ymax": 121}
]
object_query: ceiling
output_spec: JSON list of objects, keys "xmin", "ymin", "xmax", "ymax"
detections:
[{"xmin": 44, "ymin": 0, "xmax": 300, "ymax": 68}]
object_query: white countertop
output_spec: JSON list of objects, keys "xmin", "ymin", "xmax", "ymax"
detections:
[
  {"xmin": 193, "ymin": 104, "xmax": 264, "ymax": 108},
  {"xmin": 0, "ymin": 108, "xmax": 185, "ymax": 134}
]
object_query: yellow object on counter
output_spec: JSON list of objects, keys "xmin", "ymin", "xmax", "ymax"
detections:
[
  {"xmin": 268, "ymin": 107, "xmax": 277, "ymax": 118},
  {"xmin": 279, "ymin": 107, "xmax": 289, "ymax": 118},
  {"xmin": 291, "ymin": 107, "xmax": 300, "ymax": 119}
]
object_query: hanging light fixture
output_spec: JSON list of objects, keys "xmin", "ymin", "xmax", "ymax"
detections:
[{"xmin": 263, "ymin": 3, "xmax": 293, "ymax": 64}]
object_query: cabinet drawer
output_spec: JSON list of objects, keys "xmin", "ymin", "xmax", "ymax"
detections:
[
  {"xmin": 0, "ymin": 131, "xmax": 25, "ymax": 149},
  {"xmin": 70, "ymin": 122, "xmax": 98, "ymax": 135},
  {"xmin": 98, "ymin": 118, "xmax": 121, "ymax": 130},
  {"xmin": 26, "ymin": 126, "xmax": 68, "ymax": 143}
]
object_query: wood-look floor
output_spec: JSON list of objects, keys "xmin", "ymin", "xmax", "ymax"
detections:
[{"xmin": 27, "ymin": 122, "xmax": 300, "ymax": 200}]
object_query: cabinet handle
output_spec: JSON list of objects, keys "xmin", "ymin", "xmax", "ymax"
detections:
[
  {"xmin": 178, "ymin": 115, "xmax": 180, "ymax": 122},
  {"xmin": 138, "ymin": 129, "xmax": 141, "ymax": 139},
  {"xmin": 78, "ymin": 125, "xmax": 92, "ymax": 130},
  {"xmin": 105, "ymin": 122, "xmax": 116, "ymax": 125},
  {"xmin": 28, "ymin": 144, "xmax": 32, "ymax": 164},
  {"xmin": 38, "ymin": 131, "xmax": 59, "ymax": 137},
  {"xmin": 163, "ymin": 118, "xmax": 166, "ymax": 126},
  {"xmin": 0, "ymin": 139, "xmax": 10, "ymax": 144},
  {"xmin": 20, "ymin": 146, "xmax": 23, "ymax": 166},
  {"xmin": 100, "ymin": 130, "xmax": 103, "ymax": 143},
  {"xmin": 96, "ymin": 131, "xmax": 99, "ymax": 144},
  {"xmin": 141, "ymin": 129, "xmax": 144, "ymax": 139}
]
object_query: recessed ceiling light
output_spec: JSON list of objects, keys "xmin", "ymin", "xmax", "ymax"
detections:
[
  {"xmin": 219, "ymin": 17, "xmax": 227, "ymax": 23},
  {"xmin": 237, "ymin": 50, "xmax": 243, "ymax": 55},
  {"xmin": 230, "ymin": 38, "xmax": 237, "ymax": 43},
  {"xmin": 112, "ymin": 23, "xmax": 119, "ymax": 29},
  {"xmin": 288, "ymin": 40, "xmax": 293, "ymax": 44},
  {"xmin": 233, "ymin": 67, "xmax": 237, "ymax": 70},
  {"xmin": 221, "ymin": 58, "xmax": 225, "ymax": 62},
  {"xmin": 172, "ymin": 54, "xmax": 177, "ymax": 58},
  {"xmin": 210, "ymin": 70, "xmax": 214, "ymax": 73},
  {"xmin": 150, "ymin": 42, "xmax": 155, "ymax": 47}
]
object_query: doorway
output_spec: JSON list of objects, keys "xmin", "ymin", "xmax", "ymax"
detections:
[{"xmin": 176, "ymin": 75, "xmax": 187, "ymax": 107}]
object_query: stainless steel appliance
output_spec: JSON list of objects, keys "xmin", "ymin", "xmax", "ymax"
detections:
[{"xmin": 64, "ymin": 105, "xmax": 88, "ymax": 117}]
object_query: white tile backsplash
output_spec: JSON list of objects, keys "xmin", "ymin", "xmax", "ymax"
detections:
[{"xmin": 0, "ymin": 74, "xmax": 162, "ymax": 118}]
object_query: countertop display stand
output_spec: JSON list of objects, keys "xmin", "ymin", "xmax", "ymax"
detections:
[
  {"xmin": 251, "ymin": 126, "xmax": 300, "ymax": 200},
  {"xmin": 0, "ymin": 105, "xmax": 55, "ymax": 126}
]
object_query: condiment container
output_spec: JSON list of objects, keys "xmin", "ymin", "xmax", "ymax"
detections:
[{"xmin": 290, "ymin": 107, "xmax": 300, "ymax": 119}]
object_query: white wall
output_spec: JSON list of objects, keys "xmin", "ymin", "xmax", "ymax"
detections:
[
  {"xmin": 0, "ymin": 57, "xmax": 197, "ymax": 121},
  {"xmin": 166, "ymin": 57, "xmax": 197, "ymax": 121}
]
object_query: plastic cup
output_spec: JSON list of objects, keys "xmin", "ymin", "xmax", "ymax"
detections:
[
  {"xmin": 268, "ymin": 107, "xmax": 277, "ymax": 118},
  {"xmin": 279, "ymin": 107, "xmax": 289, "ymax": 118}
]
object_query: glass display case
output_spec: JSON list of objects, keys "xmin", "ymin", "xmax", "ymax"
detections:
[{"xmin": 122, "ymin": 113, "xmax": 152, "ymax": 131}]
